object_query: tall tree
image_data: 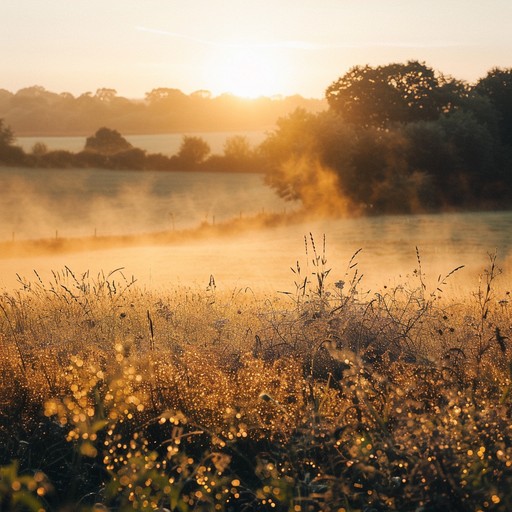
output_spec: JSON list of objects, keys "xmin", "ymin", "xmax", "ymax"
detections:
[
  {"xmin": 176, "ymin": 136, "xmax": 210, "ymax": 168},
  {"xmin": 326, "ymin": 61, "xmax": 463, "ymax": 128},
  {"xmin": 95, "ymin": 88, "xmax": 118, "ymax": 103},
  {"xmin": 0, "ymin": 118, "xmax": 14, "ymax": 148},
  {"xmin": 474, "ymin": 67, "xmax": 512, "ymax": 146},
  {"xmin": 84, "ymin": 127, "xmax": 133, "ymax": 155},
  {"xmin": 223, "ymin": 135, "xmax": 253, "ymax": 160},
  {"xmin": 0, "ymin": 118, "xmax": 25, "ymax": 164},
  {"xmin": 145, "ymin": 88, "xmax": 188, "ymax": 106}
]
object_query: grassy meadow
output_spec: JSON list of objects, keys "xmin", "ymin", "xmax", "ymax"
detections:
[{"xmin": 1, "ymin": 237, "xmax": 512, "ymax": 512}]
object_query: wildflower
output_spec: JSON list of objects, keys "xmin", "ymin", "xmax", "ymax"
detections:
[{"xmin": 334, "ymin": 280, "xmax": 345, "ymax": 290}]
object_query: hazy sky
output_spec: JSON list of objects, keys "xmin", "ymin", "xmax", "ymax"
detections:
[{"xmin": 2, "ymin": 0, "xmax": 511, "ymax": 99}]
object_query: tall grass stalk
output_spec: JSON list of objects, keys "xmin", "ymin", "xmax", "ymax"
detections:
[{"xmin": 1, "ymin": 246, "xmax": 511, "ymax": 511}]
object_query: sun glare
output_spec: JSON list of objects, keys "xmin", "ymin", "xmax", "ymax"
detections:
[{"xmin": 206, "ymin": 45, "xmax": 288, "ymax": 98}]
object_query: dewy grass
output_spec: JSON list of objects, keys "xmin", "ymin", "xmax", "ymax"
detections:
[{"xmin": 0, "ymin": 242, "xmax": 512, "ymax": 511}]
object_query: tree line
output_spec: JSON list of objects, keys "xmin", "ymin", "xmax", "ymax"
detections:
[
  {"xmin": 0, "ymin": 122, "xmax": 263, "ymax": 173},
  {"xmin": 1, "ymin": 61, "xmax": 512, "ymax": 214},
  {"xmin": 0, "ymin": 86, "xmax": 324, "ymax": 135},
  {"xmin": 263, "ymin": 62, "xmax": 512, "ymax": 214}
]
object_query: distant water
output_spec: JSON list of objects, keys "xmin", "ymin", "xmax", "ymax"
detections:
[{"xmin": 16, "ymin": 131, "xmax": 268, "ymax": 156}]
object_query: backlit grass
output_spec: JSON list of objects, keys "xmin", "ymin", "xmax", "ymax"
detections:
[{"xmin": 1, "ymin": 241, "xmax": 511, "ymax": 511}]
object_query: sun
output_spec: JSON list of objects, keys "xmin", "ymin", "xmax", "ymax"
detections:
[{"xmin": 206, "ymin": 45, "xmax": 289, "ymax": 98}]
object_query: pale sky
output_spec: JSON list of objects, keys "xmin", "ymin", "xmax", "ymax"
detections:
[{"xmin": 1, "ymin": 0, "xmax": 511, "ymax": 99}]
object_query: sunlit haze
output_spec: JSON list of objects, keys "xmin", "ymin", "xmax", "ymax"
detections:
[{"xmin": 2, "ymin": 0, "xmax": 512, "ymax": 98}]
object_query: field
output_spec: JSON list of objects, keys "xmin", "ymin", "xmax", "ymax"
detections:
[{"xmin": 1, "ymin": 237, "xmax": 512, "ymax": 512}]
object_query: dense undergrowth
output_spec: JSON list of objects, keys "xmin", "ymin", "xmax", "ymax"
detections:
[{"xmin": 1, "ymin": 238, "xmax": 512, "ymax": 511}]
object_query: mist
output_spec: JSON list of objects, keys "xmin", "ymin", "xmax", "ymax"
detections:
[
  {"xmin": 0, "ymin": 166, "xmax": 296, "ymax": 241},
  {"xmin": 1, "ymin": 156, "xmax": 512, "ymax": 296},
  {"xmin": 1, "ymin": 171, "xmax": 511, "ymax": 296}
]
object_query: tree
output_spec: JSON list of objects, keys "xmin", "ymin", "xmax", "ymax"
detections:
[
  {"xmin": 176, "ymin": 136, "xmax": 210, "ymax": 168},
  {"xmin": 109, "ymin": 148, "xmax": 146, "ymax": 170},
  {"xmin": 260, "ymin": 108, "xmax": 319, "ymax": 200},
  {"xmin": 145, "ymin": 88, "xmax": 188, "ymax": 106},
  {"xmin": 0, "ymin": 118, "xmax": 15, "ymax": 148},
  {"xmin": 95, "ymin": 88, "xmax": 117, "ymax": 103},
  {"xmin": 437, "ymin": 110, "xmax": 499, "ymax": 202},
  {"xmin": 0, "ymin": 89, "xmax": 13, "ymax": 117},
  {"xmin": 325, "ymin": 61, "xmax": 463, "ymax": 128},
  {"xmin": 474, "ymin": 68, "xmax": 512, "ymax": 146},
  {"xmin": 204, "ymin": 135, "xmax": 260, "ymax": 173},
  {"xmin": 191, "ymin": 90, "xmax": 212, "ymax": 99},
  {"xmin": 259, "ymin": 108, "xmax": 318, "ymax": 164},
  {"xmin": 84, "ymin": 127, "xmax": 133, "ymax": 155},
  {"xmin": 223, "ymin": 135, "xmax": 253, "ymax": 160},
  {"xmin": 0, "ymin": 118, "xmax": 24, "ymax": 165},
  {"xmin": 31, "ymin": 142, "xmax": 48, "ymax": 156}
]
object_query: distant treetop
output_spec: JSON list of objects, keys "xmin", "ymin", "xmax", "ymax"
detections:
[
  {"xmin": 325, "ymin": 60, "xmax": 465, "ymax": 128},
  {"xmin": 84, "ymin": 127, "xmax": 133, "ymax": 155}
]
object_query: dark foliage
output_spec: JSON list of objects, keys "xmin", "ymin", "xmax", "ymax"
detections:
[
  {"xmin": 266, "ymin": 62, "xmax": 512, "ymax": 214},
  {"xmin": 325, "ymin": 61, "xmax": 464, "ymax": 128},
  {"xmin": 84, "ymin": 127, "xmax": 133, "ymax": 155},
  {"xmin": 1, "ymin": 62, "xmax": 512, "ymax": 214}
]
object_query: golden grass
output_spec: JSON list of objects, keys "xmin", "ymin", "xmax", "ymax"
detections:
[{"xmin": 1, "ymin": 250, "xmax": 511, "ymax": 511}]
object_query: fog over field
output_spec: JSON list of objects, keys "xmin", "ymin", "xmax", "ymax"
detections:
[
  {"xmin": 1, "ymin": 166, "xmax": 511, "ymax": 294},
  {"xmin": 3, "ymin": 217, "xmax": 511, "ymax": 294},
  {"xmin": 3, "ymin": 2, "xmax": 512, "ymax": 510},
  {"xmin": 0, "ymin": 167, "xmax": 295, "ymax": 240}
]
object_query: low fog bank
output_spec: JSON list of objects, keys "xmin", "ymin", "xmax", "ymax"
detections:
[
  {"xmin": 0, "ymin": 167, "xmax": 296, "ymax": 241},
  {"xmin": 1, "ymin": 165, "xmax": 511, "ymax": 295},
  {"xmin": 1, "ymin": 211, "xmax": 511, "ymax": 297}
]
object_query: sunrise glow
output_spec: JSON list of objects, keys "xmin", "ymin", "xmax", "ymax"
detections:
[
  {"xmin": 205, "ymin": 44, "xmax": 289, "ymax": 98},
  {"xmin": 2, "ymin": 3, "xmax": 512, "ymax": 511},
  {"xmin": 1, "ymin": 0, "xmax": 511, "ymax": 99}
]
